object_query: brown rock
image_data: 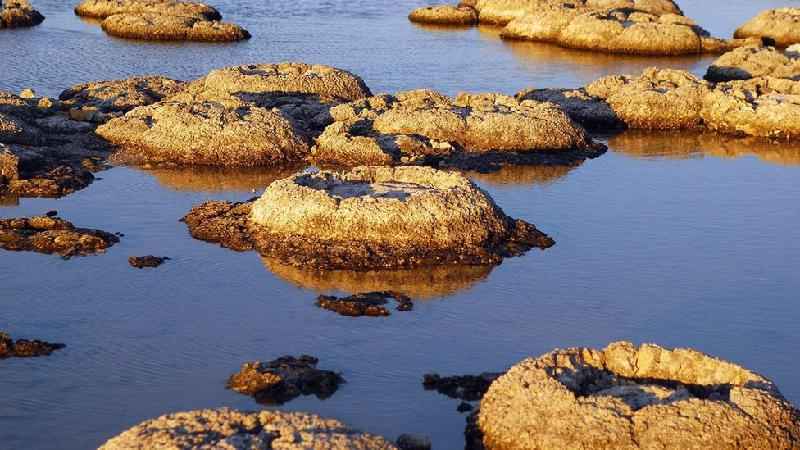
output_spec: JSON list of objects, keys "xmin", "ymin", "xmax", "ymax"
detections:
[
  {"xmin": 408, "ymin": 5, "xmax": 478, "ymax": 26},
  {"xmin": 315, "ymin": 291, "xmax": 413, "ymax": 317},
  {"xmin": 226, "ymin": 356, "xmax": 344, "ymax": 405},
  {"xmin": 128, "ymin": 255, "xmax": 170, "ymax": 268},
  {"xmin": 0, "ymin": 331, "xmax": 65, "ymax": 358},
  {"xmin": 473, "ymin": 0, "xmax": 682, "ymax": 26},
  {"xmin": 706, "ymin": 45, "xmax": 800, "ymax": 82},
  {"xmin": 0, "ymin": 0, "xmax": 44, "ymax": 28},
  {"xmin": 100, "ymin": 13, "xmax": 250, "ymax": 42},
  {"xmin": 735, "ymin": 8, "xmax": 800, "ymax": 48},
  {"xmin": 74, "ymin": 0, "xmax": 221, "ymax": 20},
  {"xmin": 59, "ymin": 76, "xmax": 186, "ymax": 118},
  {"xmin": 423, "ymin": 372, "xmax": 502, "ymax": 402},
  {"xmin": 0, "ymin": 214, "xmax": 119, "ymax": 258}
]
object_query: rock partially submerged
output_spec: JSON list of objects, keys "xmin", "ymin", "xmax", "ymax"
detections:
[
  {"xmin": 475, "ymin": 341, "xmax": 800, "ymax": 449},
  {"xmin": 423, "ymin": 372, "xmax": 502, "ymax": 402},
  {"xmin": 735, "ymin": 8, "xmax": 800, "ymax": 48},
  {"xmin": 473, "ymin": 0, "xmax": 682, "ymax": 26},
  {"xmin": 316, "ymin": 291, "xmax": 413, "ymax": 317},
  {"xmin": 74, "ymin": 0, "xmax": 221, "ymax": 20},
  {"xmin": 59, "ymin": 76, "xmax": 186, "ymax": 119},
  {"xmin": 0, "ymin": 0, "xmax": 44, "ymax": 28},
  {"xmin": 227, "ymin": 356, "xmax": 344, "ymax": 405},
  {"xmin": 706, "ymin": 45, "xmax": 800, "ymax": 82},
  {"xmin": 408, "ymin": 5, "xmax": 478, "ymax": 26},
  {"xmin": 101, "ymin": 13, "xmax": 250, "ymax": 42},
  {"xmin": 0, "ymin": 215, "xmax": 119, "ymax": 258},
  {"xmin": 128, "ymin": 255, "xmax": 170, "ymax": 268},
  {"xmin": 98, "ymin": 408, "xmax": 397, "ymax": 450},
  {"xmin": 0, "ymin": 331, "xmax": 65, "ymax": 358}
]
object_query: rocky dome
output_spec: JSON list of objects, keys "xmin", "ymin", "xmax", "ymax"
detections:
[
  {"xmin": 0, "ymin": 0, "xmax": 44, "ymax": 28},
  {"xmin": 473, "ymin": 0, "xmax": 682, "ymax": 26},
  {"xmin": 408, "ymin": 5, "xmax": 478, "ymax": 26},
  {"xmin": 706, "ymin": 44, "xmax": 800, "ymax": 82},
  {"xmin": 100, "ymin": 13, "xmax": 250, "ymax": 42},
  {"xmin": 74, "ymin": 0, "xmax": 221, "ymax": 20},
  {"xmin": 476, "ymin": 341, "xmax": 800, "ymax": 450},
  {"xmin": 59, "ymin": 76, "xmax": 186, "ymax": 119},
  {"xmin": 735, "ymin": 8, "xmax": 800, "ymax": 48},
  {"xmin": 98, "ymin": 408, "xmax": 397, "ymax": 450}
]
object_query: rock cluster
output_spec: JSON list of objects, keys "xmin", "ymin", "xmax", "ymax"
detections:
[
  {"xmin": 0, "ymin": 214, "xmax": 119, "ymax": 258},
  {"xmin": 0, "ymin": 0, "xmax": 44, "ymax": 28},
  {"xmin": 227, "ymin": 356, "xmax": 344, "ymax": 405},
  {"xmin": 0, "ymin": 331, "xmax": 65, "ymax": 358},
  {"xmin": 98, "ymin": 408, "xmax": 398, "ymax": 450},
  {"xmin": 706, "ymin": 44, "xmax": 800, "ymax": 82},
  {"xmin": 474, "ymin": 341, "xmax": 800, "ymax": 450},
  {"xmin": 735, "ymin": 8, "xmax": 800, "ymax": 48},
  {"xmin": 316, "ymin": 291, "xmax": 413, "ymax": 317}
]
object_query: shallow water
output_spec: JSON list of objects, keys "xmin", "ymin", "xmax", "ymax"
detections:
[{"xmin": 2, "ymin": 1, "xmax": 800, "ymax": 449}]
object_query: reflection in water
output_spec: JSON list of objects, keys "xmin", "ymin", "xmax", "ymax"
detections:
[
  {"xmin": 467, "ymin": 163, "xmax": 577, "ymax": 187},
  {"xmin": 409, "ymin": 22, "xmax": 475, "ymax": 34},
  {"xmin": 262, "ymin": 257, "xmax": 494, "ymax": 300},
  {"xmin": 145, "ymin": 165, "xmax": 302, "ymax": 193},
  {"xmin": 608, "ymin": 131, "xmax": 800, "ymax": 167}
]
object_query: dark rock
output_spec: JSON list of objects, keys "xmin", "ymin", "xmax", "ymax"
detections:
[
  {"xmin": 423, "ymin": 372, "xmax": 503, "ymax": 402},
  {"xmin": 396, "ymin": 433, "xmax": 432, "ymax": 450},
  {"xmin": 315, "ymin": 291, "xmax": 413, "ymax": 317},
  {"xmin": 128, "ymin": 255, "xmax": 170, "ymax": 268},
  {"xmin": 0, "ymin": 215, "xmax": 119, "ymax": 258},
  {"xmin": 180, "ymin": 199, "xmax": 256, "ymax": 252},
  {"xmin": 0, "ymin": 331, "xmax": 65, "ymax": 358},
  {"xmin": 458, "ymin": 401, "xmax": 474, "ymax": 413}
]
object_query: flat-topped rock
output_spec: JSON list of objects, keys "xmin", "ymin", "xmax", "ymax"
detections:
[
  {"xmin": 0, "ymin": 331, "xmax": 65, "ymax": 358},
  {"xmin": 473, "ymin": 0, "xmax": 682, "ymax": 25},
  {"xmin": 735, "ymin": 8, "xmax": 800, "ymax": 48},
  {"xmin": 0, "ymin": 0, "xmax": 44, "ymax": 28},
  {"xmin": 74, "ymin": 0, "xmax": 221, "ymax": 20},
  {"xmin": 100, "ymin": 13, "xmax": 250, "ymax": 42},
  {"xmin": 59, "ymin": 76, "xmax": 186, "ymax": 119},
  {"xmin": 98, "ymin": 408, "xmax": 397, "ymax": 450},
  {"xmin": 475, "ymin": 341, "xmax": 800, "ymax": 450},
  {"xmin": 408, "ymin": 5, "xmax": 478, "ymax": 26},
  {"xmin": 0, "ymin": 214, "xmax": 119, "ymax": 258},
  {"xmin": 706, "ymin": 45, "xmax": 800, "ymax": 82},
  {"xmin": 227, "ymin": 356, "xmax": 343, "ymax": 405}
]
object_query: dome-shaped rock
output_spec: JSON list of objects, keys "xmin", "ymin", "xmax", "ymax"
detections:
[
  {"xmin": 734, "ymin": 8, "xmax": 800, "ymax": 48},
  {"xmin": 100, "ymin": 13, "xmax": 250, "ymax": 42},
  {"xmin": 0, "ymin": 0, "xmax": 44, "ymax": 28},
  {"xmin": 59, "ymin": 76, "xmax": 186, "ymax": 119},
  {"xmin": 706, "ymin": 44, "xmax": 800, "ymax": 82},
  {"xmin": 474, "ymin": 0, "xmax": 681, "ymax": 26},
  {"xmin": 74, "ymin": 0, "xmax": 221, "ymax": 20},
  {"xmin": 408, "ymin": 5, "xmax": 478, "ymax": 26}
]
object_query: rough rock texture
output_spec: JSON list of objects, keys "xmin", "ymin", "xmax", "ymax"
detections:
[
  {"xmin": 735, "ymin": 8, "xmax": 800, "ymax": 48},
  {"xmin": 128, "ymin": 255, "xmax": 170, "ymax": 268},
  {"xmin": 98, "ymin": 408, "xmax": 397, "ymax": 450},
  {"xmin": 0, "ymin": 0, "xmax": 44, "ymax": 28},
  {"xmin": 515, "ymin": 87, "xmax": 621, "ymax": 130},
  {"xmin": 424, "ymin": 372, "xmax": 502, "ymax": 402},
  {"xmin": 316, "ymin": 291, "xmax": 413, "ymax": 317},
  {"xmin": 476, "ymin": 341, "xmax": 800, "ymax": 450},
  {"xmin": 501, "ymin": 7, "xmax": 751, "ymax": 55},
  {"xmin": 396, "ymin": 434, "xmax": 432, "ymax": 450},
  {"xmin": 182, "ymin": 199, "xmax": 256, "ymax": 251},
  {"xmin": 0, "ymin": 215, "xmax": 119, "ymax": 258},
  {"xmin": 101, "ymin": 13, "xmax": 250, "ymax": 42},
  {"xmin": 408, "ymin": 5, "xmax": 478, "ymax": 26},
  {"xmin": 0, "ymin": 331, "xmax": 65, "ymax": 358},
  {"xmin": 473, "ymin": 0, "xmax": 682, "ymax": 26},
  {"xmin": 701, "ymin": 77, "xmax": 800, "ymax": 140},
  {"xmin": 59, "ymin": 76, "xmax": 186, "ymax": 119},
  {"xmin": 313, "ymin": 89, "xmax": 600, "ymax": 168},
  {"xmin": 227, "ymin": 356, "xmax": 344, "ymax": 405},
  {"xmin": 706, "ymin": 45, "xmax": 800, "ymax": 82},
  {"xmin": 99, "ymin": 63, "xmax": 371, "ymax": 166},
  {"xmin": 74, "ymin": 0, "xmax": 221, "ymax": 20}
]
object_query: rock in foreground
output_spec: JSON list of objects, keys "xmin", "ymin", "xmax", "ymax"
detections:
[
  {"xmin": 74, "ymin": 0, "xmax": 221, "ymax": 20},
  {"xmin": 101, "ymin": 13, "xmax": 250, "ymax": 42},
  {"xmin": 735, "ymin": 8, "xmax": 800, "ymax": 48},
  {"xmin": 227, "ymin": 356, "xmax": 344, "ymax": 405},
  {"xmin": 316, "ymin": 291, "xmax": 413, "ymax": 317},
  {"xmin": 98, "ymin": 408, "xmax": 397, "ymax": 450},
  {"xmin": 706, "ymin": 45, "xmax": 800, "ymax": 82},
  {"xmin": 0, "ymin": 215, "xmax": 119, "ymax": 258},
  {"xmin": 408, "ymin": 5, "xmax": 478, "ymax": 26},
  {"xmin": 0, "ymin": 0, "xmax": 44, "ymax": 28},
  {"xmin": 475, "ymin": 341, "xmax": 800, "ymax": 450},
  {"xmin": 0, "ymin": 331, "xmax": 65, "ymax": 358}
]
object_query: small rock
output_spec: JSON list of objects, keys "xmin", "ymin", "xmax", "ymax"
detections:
[
  {"xmin": 396, "ymin": 433, "xmax": 432, "ymax": 450},
  {"xmin": 19, "ymin": 88, "xmax": 36, "ymax": 99},
  {"xmin": 128, "ymin": 255, "xmax": 170, "ymax": 269},
  {"xmin": 0, "ymin": 215, "xmax": 119, "ymax": 258},
  {"xmin": 315, "ymin": 291, "xmax": 413, "ymax": 317},
  {"xmin": 0, "ymin": 331, "xmax": 65, "ymax": 358},
  {"xmin": 457, "ymin": 402, "xmax": 474, "ymax": 413}
]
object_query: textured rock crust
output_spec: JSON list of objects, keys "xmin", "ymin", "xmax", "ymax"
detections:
[
  {"xmin": 476, "ymin": 341, "xmax": 800, "ymax": 450},
  {"xmin": 98, "ymin": 408, "xmax": 398, "ymax": 450},
  {"xmin": 312, "ymin": 89, "xmax": 601, "ymax": 168},
  {"xmin": 0, "ymin": 331, "xmax": 65, "ymax": 358},
  {"xmin": 473, "ymin": 0, "xmax": 682, "ymax": 26},
  {"xmin": 408, "ymin": 5, "xmax": 478, "ymax": 26},
  {"xmin": 735, "ymin": 8, "xmax": 800, "ymax": 48},
  {"xmin": 227, "ymin": 356, "xmax": 344, "ymax": 405},
  {"xmin": 316, "ymin": 291, "xmax": 413, "ymax": 317},
  {"xmin": 74, "ymin": 0, "xmax": 221, "ymax": 20},
  {"xmin": 101, "ymin": 13, "xmax": 250, "ymax": 42},
  {"xmin": 59, "ymin": 76, "xmax": 186, "ymax": 119},
  {"xmin": 128, "ymin": 255, "xmax": 170, "ymax": 268},
  {"xmin": 0, "ymin": 0, "xmax": 44, "ymax": 28},
  {"xmin": 706, "ymin": 45, "xmax": 800, "ymax": 82},
  {"xmin": 0, "ymin": 215, "xmax": 119, "ymax": 258},
  {"xmin": 424, "ymin": 372, "xmax": 502, "ymax": 402}
]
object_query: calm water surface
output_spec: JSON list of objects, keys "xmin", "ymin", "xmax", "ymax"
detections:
[{"xmin": 2, "ymin": 1, "xmax": 800, "ymax": 449}]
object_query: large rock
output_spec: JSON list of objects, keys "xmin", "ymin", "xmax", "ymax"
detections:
[
  {"xmin": 0, "ymin": 214, "xmax": 119, "ymax": 258},
  {"xmin": 312, "ymin": 89, "xmax": 598, "ymax": 167},
  {"xmin": 98, "ymin": 408, "xmax": 398, "ymax": 450},
  {"xmin": 476, "ymin": 341, "xmax": 800, "ymax": 450},
  {"xmin": 706, "ymin": 45, "xmax": 800, "ymax": 82},
  {"xmin": 0, "ymin": 0, "xmax": 44, "ymax": 28},
  {"xmin": 59, "ymin": 76, "xmax": 186, "ymax": 119},
  {"xmin": 473, "ymin": 0, "xmax": 682, "ymax": 25},
  {"xmin": 100, "ymin": 13, "xmax": 250, "ymax": 42},
  {"xmin": 408, "ymin": 5, "xmax": 478, "ymax": 26},
  {"xmin": 735, "ymin": 8, "xmax": 800, "ymax": 48},
  {"xmin": 74, "ymin": 0, "xmax": 221, "ymax": 20}
]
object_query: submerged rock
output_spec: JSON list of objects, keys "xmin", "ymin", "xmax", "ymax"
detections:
[
  {"xmin": 182, "ymin": 199, "xmax": 256, "ymax": 251},
  {"xmin": 0, "ymin": 331, "xmax": 65, "ymax": 358},
  {"xmin": 706, "ymin": 45, "xmax": 800, "ymax": 82},
  {"xmin": 59, "ymin": 76, "xmax": 186, "ymax": 119},
  {"xmin": 128, "ymin": 255, "xmax": 170, "ymax": 268},
  {"xmin": 74, "ymin": 0, "xmax": 221, "ymax": 20},
  {"xmin": 316, "ymin": 291, "xmax": 413, "ymax": 317},
  {"xmin": 475, "ymin": 341, "xmax": 800, "ymax": 449},
  {"xmin": 408, "ymin": 5, "xmax": 478, "ymax": 26},
  {"xmin": 0, "ymin": 0, "xmax": 44, "ymax": 28},
  {"xmin": 100, "ymin": 13, "xmax": 250, "ymax": 42},
  {"xmin": 423, "ymin": 372, "xmax": 502, "ymax": 402},
  {"xmin": 98, "ymin": 408, "xmax": 397, "ymax": 450},
  {"xmin": 735, "ymin": 8, "xmax": 800, "ymax": 48},
  {"xmin": 396, "ymin": 434, "xmax": 432, "ymax": 450},
  {"xmin": 473, "ymin": 0, "xmax": 682, "ymax": 26},
  {"xmin": 227, "ymin": 356, "xmax": 344, "ymax": 405},
  {"xmin": 0, "ymin": 215, "xmax": 119, "ymax": 258}
]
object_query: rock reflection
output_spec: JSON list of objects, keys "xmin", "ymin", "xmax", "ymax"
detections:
[
  {"xmin": 144, "ymin": 165, "xmax": 301, "ymax": 193},
  {"xmin": 467, "ymin": 163, "xmax": 578, "ymax": 186},
  {"xmin": 608, "ymin": 130, "xmax": 800, "ymax": 166},
  {"xmin": 262, "ymin": 256, "xmax": 494, "ymax": 300}
]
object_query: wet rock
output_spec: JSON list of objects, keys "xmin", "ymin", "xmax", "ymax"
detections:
[
  {"xmin": 101, "ymin": 13, "xmax": 250, "ymax": 42},
  {"xmin": 408, "ymin": 5, "xmax": 478, "ymax": 26},
  {"xmin": 475, "ymin": 341, "xmax": 800, "ymax": 450},
  {"xmin": 128, "ymin": 255, "xmax": 170, "ymax": 268},
  {"xmin": 74, "ymin": 0, "xmax": 221, "ymax": 20},
  {"xmin": 473, "ymin": 0, "xmax": 682, "ymax": 26},
  {"xmin": 457, "ymin": 401, "xmax": 474, "ymax": 412},
  {"xmin": 227, "ymin": 356, "xmax": 344, "ymax": 405},
  {"xmin": 423, "ymin": 372, "xmax": 502, "ymax": 402},
  {"xmin": 735, "ymin": 8, "xmax": 800, "ymax": 48},
  {"xmin": 181, "ymin": 199, "xmax": 256, "ymax": 251},
  {"xmin": 59, "ymin": 76, "xmax": 186, "ymax": 119},
  {"xmin": 0, "ymin": 331, "xmax": 65, "ymax": 358},
  {"xmin": 0, "ymin": 0, "xmax": 44, "ymax": 28},
  {"xmin": 316, "ymin": 291, "xmax": 413, "ymax": 317},
  {"xmin": 0, "ymin": 214, "xmax": 119, "ymax": 258},
  {"xmin": 98, "ymin": 408, "xmax": 397, "ymax": 450},
  {"xmin": 313, "ymin": 89, "xmax": 600, "ymax": 167},
  {"xmin": 515, "ymin": 87, "xmax": 621, "ymax": 130},
  {"xmin": 501, "ymin": 7, "xmax": 751, "ymax": 55},
  {"xmin": 396, "ymin": 434, "xmax": 431, "ymax": 450},
  {"xmin": 706, "ymin": 45, "xmax": 800, "ymax": 82}
]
